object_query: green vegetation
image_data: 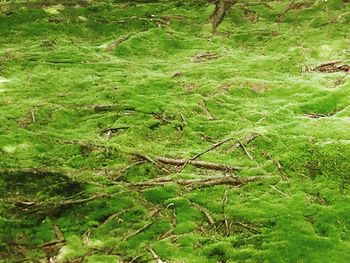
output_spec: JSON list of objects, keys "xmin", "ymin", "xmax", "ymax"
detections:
[{"xmin": 0, "ymin": 0, "xmax": 350, "ymax": 262}]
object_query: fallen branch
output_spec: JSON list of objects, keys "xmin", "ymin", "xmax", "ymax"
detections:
[
  {"xmin": 104, "ymin": 33, "xmax": 133, "ymax": 52},
  {"xmin": 190, "ymin": 201, "xmax": 215, "ymax": 225},
  {"xmin": 178, "ymin": 136, "xmax": 234, "ymax": 172},
  {"xmin": 277, "ymin": 1, "xmax": 314, "ymax": 22},
  {"xmin": 122, "ymin": 221, "xmax": 153, "ymax": 241},
  {"xmin": 146, "ymin": 246, "xmax": 164, "ymax": 263},
  {"xmin": 238, "ymin": 140, "xmax": 254, "ymax": 160},
  {"xmin": 158, "ymin": 156, "xmax": 241, "ymax": 171},
  {"xmin": 133, "ymin": 175, "xmax": 271, "ymax": 188},
  {"xmin": 199, "ymin": 99, "xmax": 215, "ymax": 120},
  {"xmin": 222, "ymin": 133, "xmax": 258, "ymax": 152},
  {"xmin": 192, "ymin": 52, "xmax": 219, "ymax": 63},
  {"xmin": 222, "ymin": 190, "xmax": 229, "ymax": 236},
  {"xmin": 134, "ymin": 153, "xmax": 170, "ymax": 173},
  {"xmin": 303, "ymin": 61, "xmax": 350, "ymax": 73},
  {"xmin": 269, "ymin": 185, "xmax": 289, "ymax": 197},
  {"xmin": 17, "ymin": 194, "xmax": 105, "ymax": 215},
  {"xmin": 101, "ymin": 206, "xmax": 135, "ymax": 226}
]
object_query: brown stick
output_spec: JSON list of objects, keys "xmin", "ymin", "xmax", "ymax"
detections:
[
  {"xmin": 104, "ymin": 33, "xmax": 133, "ymax": 52},
  {"xmin": 122, "ymin": 221, "xmax": 153, "ymax": 241},
  {"xmin": 134, "ymin": 153, "xmax": 170, "ymax": 173},
  {"xmin": 238, "ymin": 140, "xmax": 254, "ymax": 160},
  {"xmin": 222, "ymin": 190, "xmax": 229, "ymax": 236},
  {"xmin": 190, "ymin": 201, "xmax": 215, "ymax": 225},
  {"xmin": 157, "ymin": 156, "xmax": 242, "ymax": 171},
  {"xmin": 133, "ymin": 175, "xmax": 271, "ymax": 188},
  {"xmin": 146, "ymin": 246, "xmax": 164, "ymax": 263},
  {"xmin": 222, "ymin": 133, "xmax": 258, "ymax": 152},
  {"xmin": 178, "ymin": 135, "xmax": 236, "ymax": 172}
]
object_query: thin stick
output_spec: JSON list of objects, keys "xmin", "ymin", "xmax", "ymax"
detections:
[
  {"xmin": 190, "ymin": 201, "xmax": 215, "ymax": 225},
  {"xmin": 269, "ymin": 185, "xmax": 289, "ymax": 197},
  {"xmin": 133, "ymin": 175, "xmax": 272, "ymax": 188},
  {"xmin": 30, "ymin": 110, "xmax": 36, "ymax": 123},
  {"xmin": 238, "ymin": 140, "xmax": 254, "ymax": 160},
  {"xmin": 146, "ymin": 246, "xmax": 164, "ymax": 263},
  {"xmin": 122, "ymin": 221, "xmax": 153, "ymax": 241},
  {"xmin": 157, "ymin": 156, "xmax": 242, "ymax": 171},
  {"xmin": 222, "ymin": 190, "xmax": 229, "ymax": 236},
  {"xmin": 134, "ymin": 153, "xmax": 170, "ymax": 173}
]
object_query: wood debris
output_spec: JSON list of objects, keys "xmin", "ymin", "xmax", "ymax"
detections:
[
  {"xmin": 104, "ymin": 33, "xmax": 133, "ymax": 52},
  {"xmin": 156, "ymin": 156, "xmax": 242, "ymax": 171},
  {"xmin": 192, "ymin": 52, "xmax": 219, "ymax": 63},
  {"xmin": 133, "ymin": 175, "xmax": 271, "ymax": 189},
  {"xmin": 303, "ymin": 61, "xmax": 350, "ymax": 73}
]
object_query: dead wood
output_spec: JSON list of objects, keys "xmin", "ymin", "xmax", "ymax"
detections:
[
  {"xmin": 17, "ymin": 194, "xmax": 105, "ymax": 215},
  {"xmin": 210, "ymin": 0, "xmax": 237, "ymax": 33},
  {"xmin": 313, "ymin": 61, "xmax": 350, "ymax": 73},
  {"xmin": 92, "ymin": 15, "xmax": 170, "ymax": 25},
  {"xmin": 134, "ymin": 153, "xmax": 170, "ymax": 173},
  {"xmin": 104, "ymin": 33, "xmax": 133, "ymax": 52},
  {"xmin": 101, "ymin": 206, "xmax": 135, "ymax": 226},
  {"xmin": 238, "ymin": 140, "xmax": 254, "ymax": 160},
  {"xmin": 238, "ymin": 2, "xmax": 272, "ymax": 9},
  {"xmin": 122, "ymin": 221, "xmax": 153, "ymax": 241},
  {"xmin": 236, "ymin": 221, "xmax": 259, "ymax": 233},
  {"xmin": 222, "ymin": 132, "xmax": 259, "ymax": 152},
  {"xmin": 190, "ymin": 201, "xmax": 215, "ymax": 225},
  {"xmin": 269, "ymin": 185, "xmax": 289, "ymax": 197},
  {"xmin": 192, "ymin": 52, "xmax": 219, "ymax": 63},
  {"xmin": 146, "ymin": 246, "xmax": 164, "ymax": 263},
  {"xmin": 277, "ymin": 1, "xmax": 314, "ymax": 22},
  {"xmin": 122, "ymin": 208, "xmax": 161, "ymax": 241},
  {"xmin": 100, "ymin": 126, "xmax": 129, "ymax": 138},
  {"xmin": 39, "ymin": 239, "xmax": 66, "ymax": 249},
  {"xmin": 199, "ymin": 99, "xmax": 215, "ymax": 120},
  {"xmin": 178, "ymin": 136, "xmax": 233, "ymax": 172},
  {"xmin": 156, "ymin": 156, "xmax": 242, "ymax": 171},
  {"xmin": 132, "ymin": 175, "xmax": 271, "ymax": 188},
  {"xmin": 222, "ymin": 190, "xmax": 229, "ymax": 236},
  {"xmin": 193, "ymin": 137, "xmax": 234, "ymax": 160}
]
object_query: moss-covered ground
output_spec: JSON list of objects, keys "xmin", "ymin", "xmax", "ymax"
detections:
[{"xmin": 0, "ymin": 0, "xmax": 350, "ymax": 262}]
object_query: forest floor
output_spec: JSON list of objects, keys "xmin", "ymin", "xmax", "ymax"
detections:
[{"xmin": 0, "ymin": 1, "xmax": 350, "ymax": 262}]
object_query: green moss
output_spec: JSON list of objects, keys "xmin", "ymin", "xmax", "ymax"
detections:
[{"xmin": 1, "ymin": 0, "xmax": 350, "ymax": 261}]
